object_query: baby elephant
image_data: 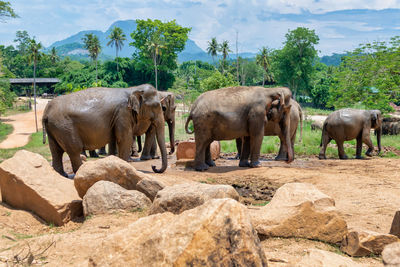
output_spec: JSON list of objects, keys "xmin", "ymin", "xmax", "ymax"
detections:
[{"xmin": 319, "ymin": 108, "xmax": 382, "ymax": 159}]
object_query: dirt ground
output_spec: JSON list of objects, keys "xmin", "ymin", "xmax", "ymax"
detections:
[{"xmin": 1, "ymin": 153, "xmax": 398, "ymax": 266}]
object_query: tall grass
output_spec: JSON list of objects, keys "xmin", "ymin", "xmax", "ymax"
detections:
[{"xmin": 0, "ymin": 122, "xmax": 13, "ymax": 143}]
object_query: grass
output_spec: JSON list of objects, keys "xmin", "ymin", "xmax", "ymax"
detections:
[
  {"xmin": 303, "ymin": 107, "xmax": 333, "ymax": 116},
  {"xmin": 0, "ymin": 122, "xmax": 13, "ymax": 143},
  {"xmin": 2, "ymin": 105, "xmax": 31, "ymax": 117}
]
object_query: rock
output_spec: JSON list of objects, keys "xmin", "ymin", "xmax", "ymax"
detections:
[
  {"xmin": 382, "ymin": 242, "xmax": 400, "ymax": 266},
  {"xmin": 0, "ymin": 150, "xmax": 82, "ymax": 226},
  {"xmin": 176, "ymin": 140, "xmax": 220, "ymax": 160},
  {"xmin": 297, "ymin": 249, "xmax": 362, "ymax": 267},
  {"xmin": 83, "ymin": 181, "xmax": 151, "ymax": 216},
  {"xmin": 248, "ymin": 182, "xmax": 347, "ymax": 244},
  {"xmin": 390, "ymin": 211, "xmax": 400, "ymax": 238},
  {"xmin": 135, "ymin": 176, "xmax": 166, "ymax": 201},
  {"xmin": 341, "ymin": 229, "xmax": 399, "ymax": 256},
  {"xmin": 149, "ymin": 182, "xmax": 240, "ymax": 215},
  {"xmin": 62, "ymin": 154, "xmax": 86, "ymax": 175},
  {"xmin": 89, "ymin": 198, "xmax": 267, "ymax": 266},
  {"xmin": 74, "ymin": 156, "xmax": 148, "ymax": 198}
]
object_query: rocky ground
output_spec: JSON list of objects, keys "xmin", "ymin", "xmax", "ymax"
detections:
[{"xmin": 1, "ymin": 151, "xmax": 399, "ymax": 266}]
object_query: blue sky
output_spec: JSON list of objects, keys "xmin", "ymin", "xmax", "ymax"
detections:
[{"xmin": 1, "ymin": 0, "xmax": 400, "ymax": 55}]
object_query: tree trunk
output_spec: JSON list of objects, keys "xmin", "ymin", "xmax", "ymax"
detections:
[
  {"xmin": 262, "ymin": 72, "xmax": 265, "ymax": 86},
  {"xmin": 33, "ymin": 59, "xmax": 38, "ymax": 132},
  {"xmin": 154, "ymin": 55, "xmax": 158, "ymax": 90}
]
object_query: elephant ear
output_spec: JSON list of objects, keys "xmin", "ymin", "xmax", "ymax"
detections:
[
  {"xmin": 128, "ymin": 90, "xmax": 143, "ymax": 115},
  {"xmin": 370, "ymin": 111, "xmax": 378, "ymax": 128}
]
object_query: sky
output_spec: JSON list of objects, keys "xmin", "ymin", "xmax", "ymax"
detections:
[{"xmin": 1, "ymin": 0, "xmax": 400, "ymax": 55}]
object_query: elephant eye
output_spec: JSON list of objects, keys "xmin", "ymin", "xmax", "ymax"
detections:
[{"xmin": 162, "ymin": 106, "xmax": 167, "ymax": 112}]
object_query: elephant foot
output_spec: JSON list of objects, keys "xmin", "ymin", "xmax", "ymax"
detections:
[
  {"xmin": 98, "ymin": 148, "xmax": 107, "ymax": 155},
  {"xmin": 318, "ymin": 154, "xmax": 326, "ymax": 160},
  {"xmin": 239, "ymin": 161, "xmax": 250, "ymax": 167},
  {"xmin": 126, "ymin": 157, "xmax": 136, "ymax": 162},
  {"xmin": 274, "ymin": 155, "xmax": 288, "ymax": 161},
  {"xmin": 234, "ymin": 153, "xmax": 241, "ymax": 160},
  {"xmin": 89, "ymin": 150, "xmax": 99, "ymax": 158},
  {"xmin": 355, "ymin": 155, "xmax": 364, "ymax": 159},
  {"xmin": 131, "ymin": 151, "xmax": 139, "ymax": 157},
  {"xmin": 140, "ymin": 155, "xmax": 152, "ymax": 161},
  {"xmin": 339, "ymin": 154, "xmax": 348, "ymax": 160},
  {"xmin": 206, "ymin": 160, "xmax": 215, "ymax": 167},
  {"xmin": 194, "ymin": 163, "xmax": 209, "ymax": 172},
  {"xmin": 152, "ymin": 155, "xmax": 160, "ymax": 159},
  {"xmin": 250, "ymin": 161, "xmax": 261, "ymax": 168},
  {"xmin": 365, "ymin": 150, "xmax": 373, "ymax": 157}
]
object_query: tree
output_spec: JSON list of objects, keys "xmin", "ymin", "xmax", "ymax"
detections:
[
  {"xmin": 207, "ymin": 37, "xmax": 218, "ymax": 64},
  {"xmin": 27, "ymin": 38, "xmax": 43, "ymax": 132},
  {"xmin": 14, "ymin": 30, "xmax": 30, "ymax": 55},
  {"xmin": 49, "ymin": 47, "xmax": 59, "ymax": 64},
  {"xmin": 0, "ymin": 1, "xmax": 18, "ymax": 22},
  {"xmin": 107, "ymin": 26, "xmax": 126, "ymax": 73},
  {"xmin": 273, "ymin": 27, "xmax": 319, "ymax": 99},
  {"xmin": 256, "ymin": 47, "xmax": 273, "ymax": 86},
  {"xmin": 219, "ymin": 40, "xmax": 231, "ymax": 73},
  {"xmin": 131, "ymin": 19, "xmax": 190, "ymax": 90},
  {"xmin": 82, "ymin": 33, "xmax": 101, "ymax": 83}
]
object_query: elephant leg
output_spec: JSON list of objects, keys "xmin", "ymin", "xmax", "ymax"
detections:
[
  {"xmin": 98, "ymin": 146, "xmax": 107, "ymax": 155},
  {"xmin": 108, "ymin": 136, "xmax": 117, "ymax": 155},
  {"xmin": 205, "ymin": 142, "xmax": 215, "ymax": 167},
  {"xmin": 48, "ymin": 136, "xmax": 67, "ymax": 177},
  {"xmin": 249, "ymin": 130, "xmax": 264, "ymax": 168},
  {"xmin": 362, "ymin": 129, "xmax": 374, "ymax": 157},
  {"xmin": 239, "ymin": 136, "xmax": 251, "ymax": 167},
  {"xmin": 150, "ymin": 136, "xmax": 159, "ymax": 159},
  {"xmin": 69, "ymin": 152, "xmax": 83, "ymax": 174},
  {"xmin": 81, "ymin": 150, "xmax": 88, "ymax": 158},
  {"xmin": 318, "ymin": 134, "xmax": 331, "ymax": 160},
  {"xmin": 337, "ymin": 140, "xmax": 348, "ymax": 159},
  {"xmin": 355, "ymin": 133, "xmax": 363, "ymax": 159},
  {"xmin": 235, "ymin": 138, "xmax": 242, "ymax": 159},
  {"xmin": 141, "ymin": 127, "xmax": 156, "ymax": 161},
  {"xmin": 194, "ymin": 135, "xmax": 210, "ymax": 171},
  {"xmin": 115, "ymin": 125, "xmax": 134, "ymax": 162},
  {"xmin": 131, "ymin": 138, "xmax": 139, "ymax": 157},
  {"xmin": 89, "ymin": 150, "xmax": 99, "ymax": 158}
]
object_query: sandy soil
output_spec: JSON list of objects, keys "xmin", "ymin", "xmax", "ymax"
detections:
[
  {"xmin": 1, "ymin": 153, "xmax": 398, "ymax": 266},
  {"xmin": 0, "ymin": 98, "xmax": 50, "ymax": 149}
]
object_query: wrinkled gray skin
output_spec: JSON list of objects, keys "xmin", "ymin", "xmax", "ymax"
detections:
[
  {"xmin": 140, "ymin": 91, "xmax": 176, "ymax": 160},
  {"xmin": 319, "ymin": 108, "xmax": 382, "ymax": 159},
  {"xmin": 42, "ymin": 84, "xmax": 168, "ymax": 176},
  {"xmin": 185, "ymin": 86, "xmax": 293, "ymax": 171},
  {"xmin": 236, "ymin": 98, "xmax": 303, "ymax": 161}
]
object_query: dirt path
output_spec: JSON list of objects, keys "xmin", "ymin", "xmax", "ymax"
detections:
[{"xmin": 0, "ymin": 98, "xmax": 50, "ymax": 149}]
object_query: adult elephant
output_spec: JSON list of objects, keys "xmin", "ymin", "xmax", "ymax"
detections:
[
  {"xmin": 236, "ymin": 98, "xmax": 303, "ymax": 161},
  {"xmin": 185, "ymin": 86, "xmax": 293, "ymax": 171},
  {"xmin": 318, "ymin": 108, "xmax": 382, "ymax": 159},
  {"xmin": 42, "ymin": 84, "xmax": 168, "ymax": 176},
  {"xmin": 140, "ymin": 91, "xmax": 176, "ymax": 160}
]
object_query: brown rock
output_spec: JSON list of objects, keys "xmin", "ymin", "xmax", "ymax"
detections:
[
  {"xmin": 62, "ymin": 154, "xmax": 86, "ymax": 175},
  {"xmin": 135, "ymin": 176, "xmax": 166, "ymax": 201},
  {"xmin": 249, "ymin": 182, "xmax": 347, "ymax": 244},
  {"xmin": 74, "ymin": 156, "xmax": 148, "ymax": 198},
  {"xmin": 149, "ymin": 182, "xmax": 240, "ymax": 215},
  {"xmin": 297, "ymin": 249, "xmax": 362, "ymax": 267},
  {"xmin": 89, "ymin": 198, "xmax": 267, "ymax": 266},
  {"xmin": 390, "ymin": 211, "xmax": 400, "ymax": 238},
  {"xmin": 0, "ymin": 150, "xmax": 82, "ymax": 226},
  {"xmin": 83, "ymin": 181, "xmax": 151, "ymax": 216},
  {"xmin": 176, "ymin": 140, "xmax": 220, "ymax": 160},
  {"xmin": 341, "ymin": 230, "xmax": 399, "ymax": 256},
  {"xmin": 382, "ymin": 242, "xmax": 400, "ymax": 266}
]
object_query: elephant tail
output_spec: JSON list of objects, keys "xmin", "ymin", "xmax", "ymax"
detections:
[{"xmin": 185, "ymin": 115, "xmax": 194, "ymax": 134}]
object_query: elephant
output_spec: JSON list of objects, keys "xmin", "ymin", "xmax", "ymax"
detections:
[
  {"xmin": 311, "ymin": 121, "xmax": 323, "ymax": 131},
  {"xmin": 318, "ymin": 108, "xmax": 382, "ymax": 160},
  {"xmin": 139, "ymin": 91, "xmax": 176, "ymax": 160},
  {"xmin": 42, "ymin": 84, "xmax": 168, "ymax": 176},
  {"xmin": 236, "ymin": 98, "xmax": 303, "ymax": 161},
  {"xmin": 185, "ymin": 86, "xmax": 293, "ymax": 171}
]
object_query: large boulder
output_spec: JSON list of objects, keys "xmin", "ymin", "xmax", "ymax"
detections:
[
  {"xmin": 89, "ymin": 198, "xmax": 267, "ymax": 266},
  {"xmin": 340, "ymin": 229, "xmax": 399, "ymax": 256},
  {"xmin": 389, "ymin": 210, "xmax": 400, "ymax": 238},
  {"xmin": 74, "ymin": 156, "xmax": 148, "ymax": 198},
  {"xmin": 176, "ymin": 140, "xmax": 220, "ymax": 160},
  {"xmin": 0, "ymin": 150, "xmax": 82, "ymax": 226},
  {"xmin": 296, "ymin": 249, "xmax": 362, "ymax": 267},
  {"xmin": 382, "ymin": 242, "xmax": 400, "ymax": 266},
  {"xmin": 249, "ymin": 182, "xmax": 347, "ymax": 244},
  {"xmin": 83, "ymin": 181, "xmax": 152, "ymax": 217},
  {"xmin": 149, "ymin": 182, "xmax": 240, "ymax": 215}
]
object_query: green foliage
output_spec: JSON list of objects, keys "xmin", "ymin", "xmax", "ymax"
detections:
[
  {"xmin": 328, "ymin": 37, "xmax": 400, "ymax": 112},
  {"xmin": 272, "ymin": 27, "xmax": 319, "ymax": 98},
  {"xmin": 256, "ymin": 47, "xmax": 274, "ymax": 85},
  {"xmin": 0, "ymin": 79, "xmax": 16, "ymax": 115},
  {"xmin": 0, "ymin": 122, "xmax": 12, "ymax": 143},
  {"xmin": 200, "ymin": 71, "xmax": 238, "ymax": 92},
  {"xmin": 310, "ymin": 63, "xmax": 335, "ymax": 108},
  {"xmin": 207, "ymin": 37, "xmax": 219, "ymax": 62},
  {"xmin": 0, "ymin": 1, "xmax": 18, "ymax": 21}
]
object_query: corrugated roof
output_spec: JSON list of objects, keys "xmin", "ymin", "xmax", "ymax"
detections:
[{"xmin": 9, "ymin": 78, "xmax": 60, "ymax": 84}]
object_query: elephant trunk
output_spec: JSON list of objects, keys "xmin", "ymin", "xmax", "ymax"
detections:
[
  {"xmin": 167, "ymin": 119, "xmax": 175, "ymax": 154},
  {"xmin": 283, "ymin": 109, "xmax": 294, "ymax": 163},
  {"xmin": 376, "ymin": 126, "xmax": 382, "ymax": 154},
  {"xmin": 152, "ymin": 119, "xmax": 168, "ymax": 173}
]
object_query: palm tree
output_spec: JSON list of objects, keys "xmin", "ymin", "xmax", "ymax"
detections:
[
  {"xmin": 49, "ymin": 47, "xmax": 59, "ymax": 64},
  {"xmin": 256, "ymin": 47, "xmax": 273, "ymax": 86},
  {"xmin": 146, "ymin": 32, "xmax": 165, "ymax": 90},
  {"xmin": 82, "ymin": 33, "xmax": 101, "ymax": 83},
  {"xmin": 206, "ymin": 37, "xmax": 218, "ymax": 64},
  {"xmin": 27, "ymin": 38, "xmax": 43, "ymax": 132},
  {"xmin": 107, "ymin": 26, "xmax": 126, "ymax": 73},
  {"xmin": 219, "ymin": 40, "xmax": 231, "ymax": 73}
]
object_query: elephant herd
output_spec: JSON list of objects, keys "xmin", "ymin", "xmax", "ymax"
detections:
[{"xmin": 42, "ymin": 84, "xmax": 383, "ymax": 176}]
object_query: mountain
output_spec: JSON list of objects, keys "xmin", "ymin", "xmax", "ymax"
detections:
[
  {"xmin": 47, "ymin": 20, "xmax": 255, "ymax": 63},
  {"xmin": 319, "ymin": 53, "xmax": 348, "ymax": 66}
]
